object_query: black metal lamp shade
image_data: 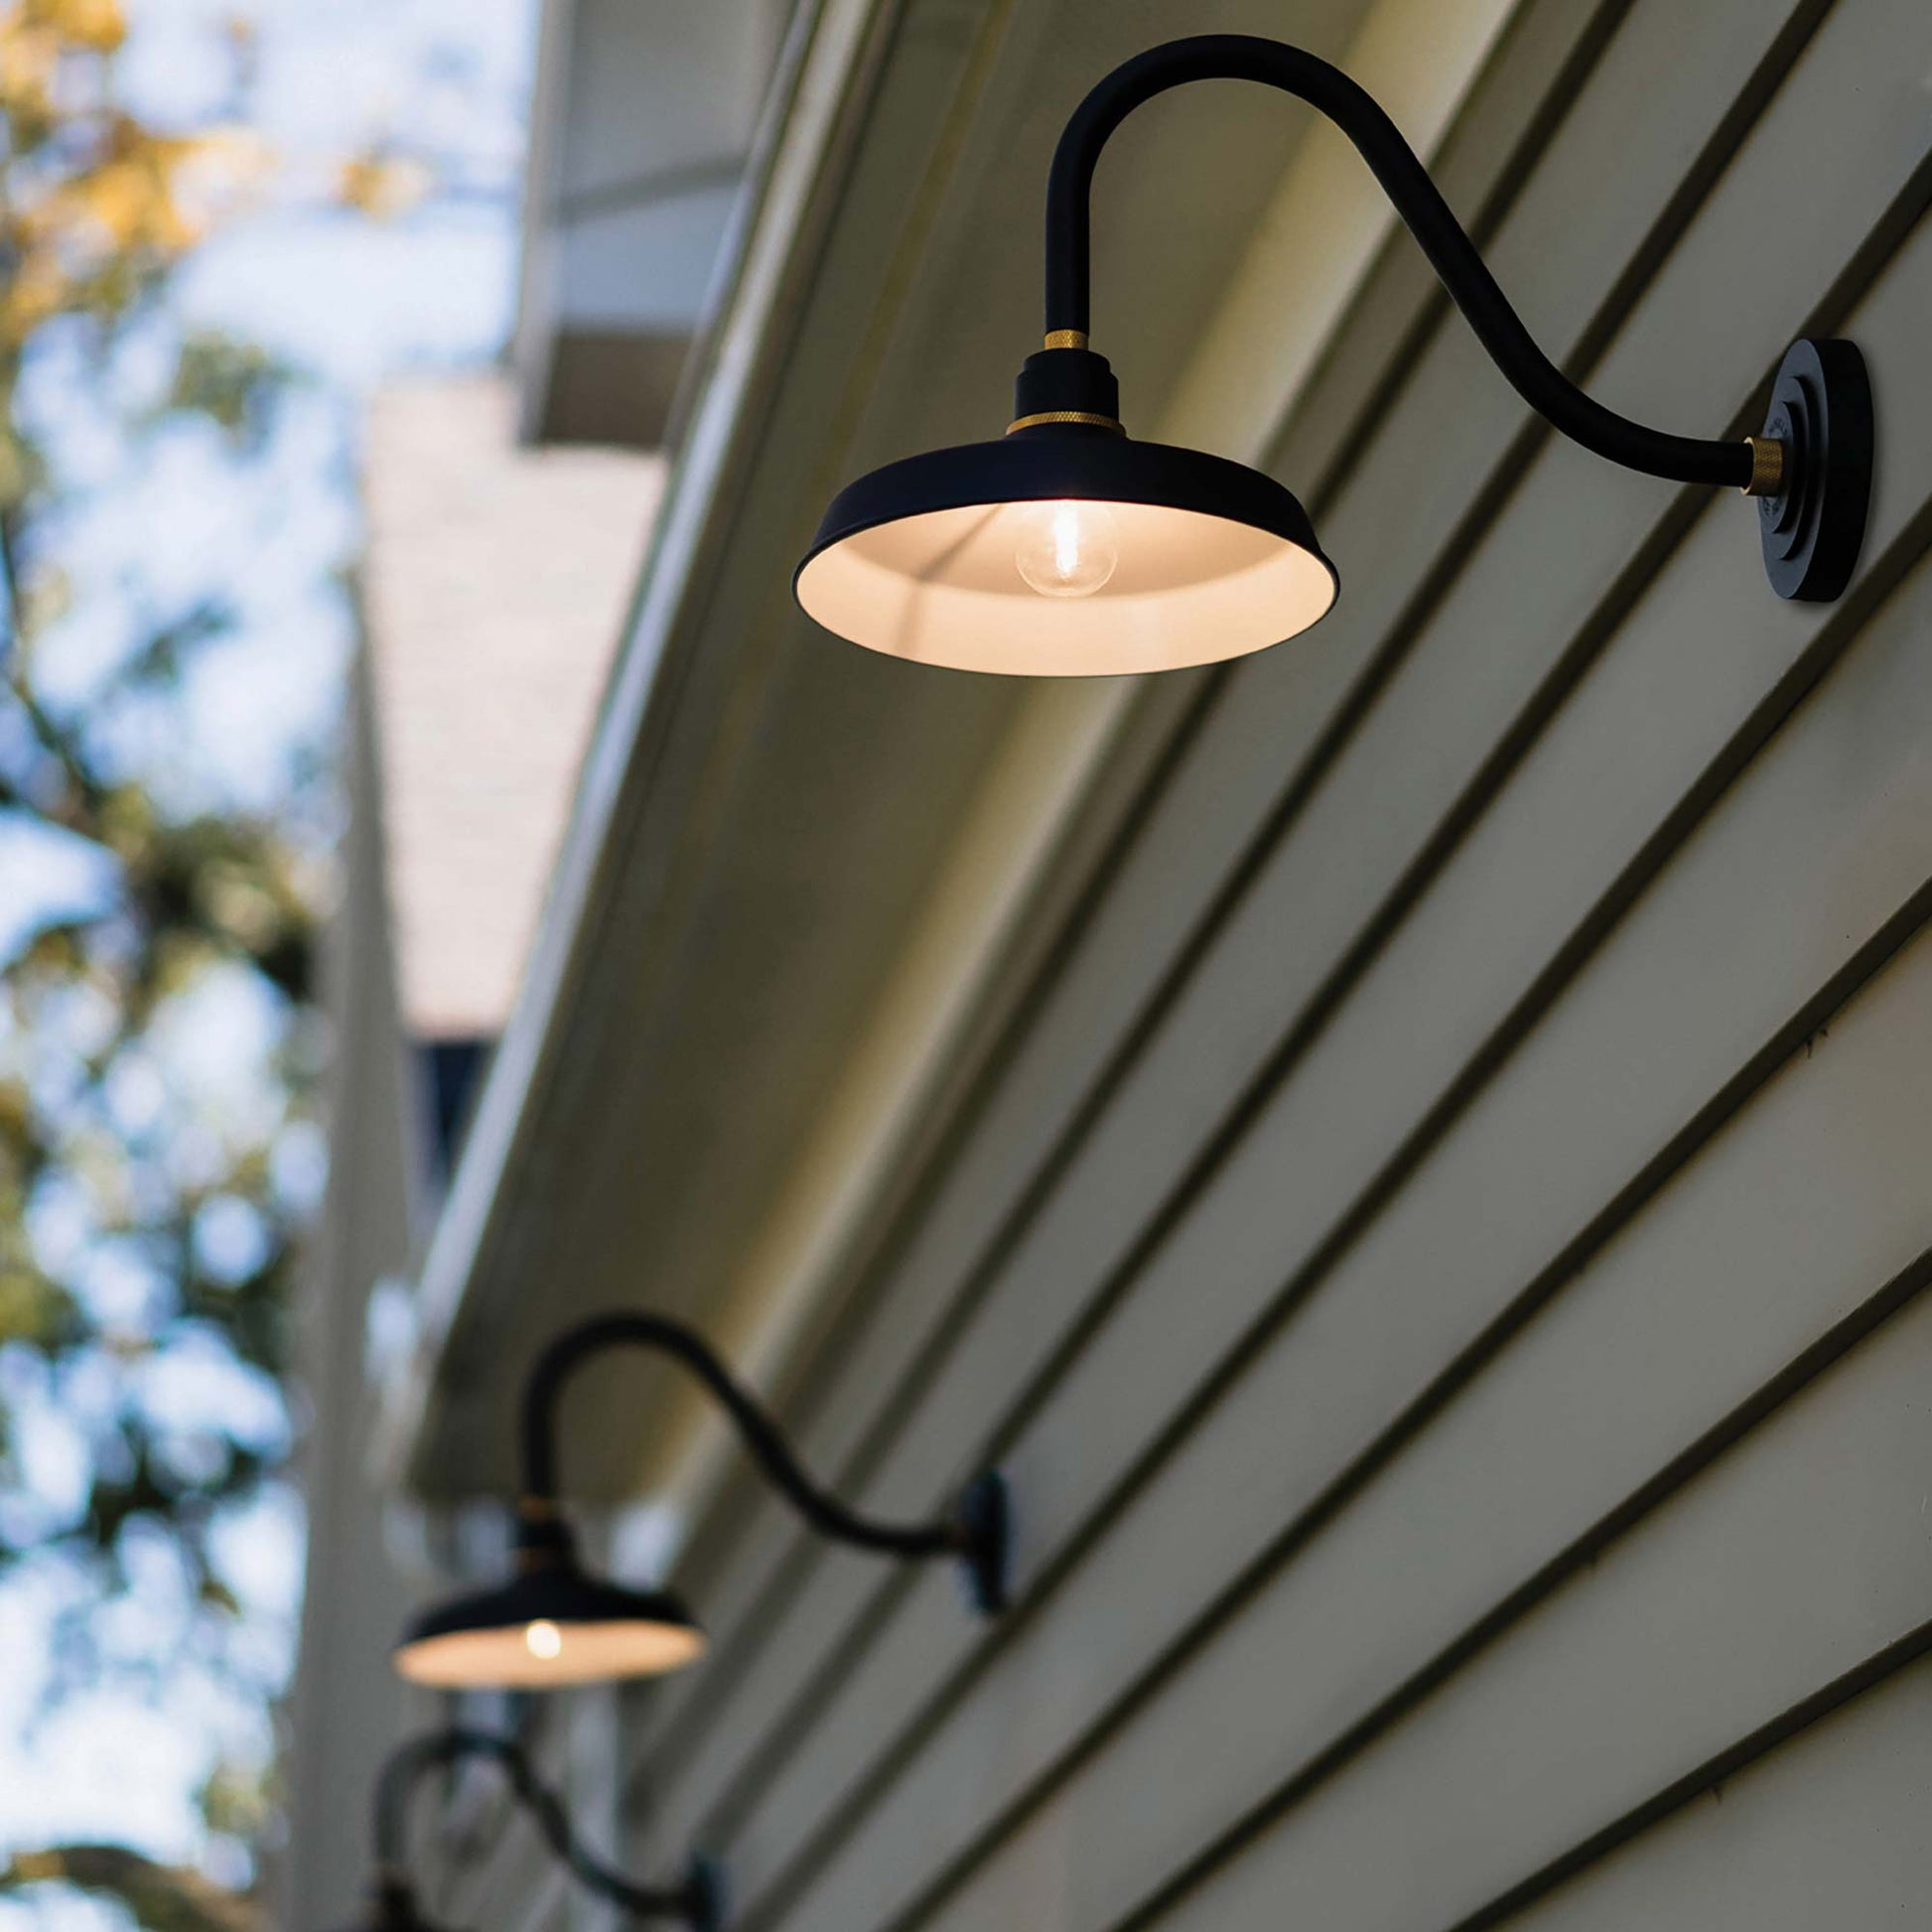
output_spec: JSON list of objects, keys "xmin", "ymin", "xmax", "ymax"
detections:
[
  {"xmin": 794, "ymin": 423, "xmax": 1337, "ymax": 677},
  {"xmin": 393, "ymin": 1563, "xmax": 705, "ymax": 1690}
]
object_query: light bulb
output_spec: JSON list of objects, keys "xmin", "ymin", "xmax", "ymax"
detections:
[
  {"xmin": 525, "ymin": 1619, "xmax": 563, "ymax": 1660},
  {"xmin": 1014, "ymin": 500, "xmax": 1118, "ymax": 598}
]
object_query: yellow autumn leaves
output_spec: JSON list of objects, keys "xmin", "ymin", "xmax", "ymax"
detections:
[
  {"xmin": 1, "ymin": 0, "xmax": 128, "ymax": 93},
  {"xmin": 0, "ymin": 3, "xmax": 433, "ymax": 349},
  {"xmin": 0, "ymin": 0, "xmax": 130, "ymax": 149},
  {"xmin": 2, "ymin": 125, "xmax": 270, "ymax": 346},
  {"xmin": 0, "ymin": 2, "xmax": 275, "ymax": 348},
  {"xmin": 335, "ymin": 145, "xmax": 431, "ymax": 219}
]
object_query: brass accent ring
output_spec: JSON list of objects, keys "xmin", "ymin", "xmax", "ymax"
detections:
[
  {"xmin": 1742, "ymin": 435, "xmax": 1786, "ymax": 497},
  {"xmin": 1007, "ymin": 410, "xmax": 1123, "ymax": 434},
  {"xmin": 1043, "ymin": 329, "xmax": 1088, "ymax": 350}
]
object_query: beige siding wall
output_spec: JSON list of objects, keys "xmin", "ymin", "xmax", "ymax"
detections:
[{"xmin": 459, "ymin": 0, "xmax": 1932, "ymax": 1924}]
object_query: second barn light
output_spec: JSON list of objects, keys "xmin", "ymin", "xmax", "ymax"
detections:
[{"xmin": 393, "ymin": 1311, "xmax": 1010, "ymax": 1691}]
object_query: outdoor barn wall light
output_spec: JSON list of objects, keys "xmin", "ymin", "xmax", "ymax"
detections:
[
  {"xmin": 338, "ymin": 1726, "xmax": 721, "ymax": 1932},
  {"xmin": 794, "ymin": 36, "xmax": 1873, "ymax": 676},
  {"xmin": 393, "ymin": 1311, "xmax": 1010, "ymax": 1690}
]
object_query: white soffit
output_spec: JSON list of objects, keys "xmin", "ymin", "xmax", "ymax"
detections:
[{"xmin": 361, "ymin": 376, "xmax": 663, "ymax": 1038}]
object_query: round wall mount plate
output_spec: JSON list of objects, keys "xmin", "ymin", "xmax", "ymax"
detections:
[{"xmin": 1757, "ymin": 337, "xmax": 1872, "ymax": 603}]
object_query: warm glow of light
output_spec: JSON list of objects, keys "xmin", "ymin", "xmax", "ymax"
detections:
[
  {"xmin": 1014, "ymin": 499, "xmax": 1118, "ymax": 597},
  {"xmin": 797, "ymin": 499, "xmax": 1336, "ymax": 675},
  {"xmin": 394, "ymin": 1616, "xmax": 707, "ymax": 1689}
]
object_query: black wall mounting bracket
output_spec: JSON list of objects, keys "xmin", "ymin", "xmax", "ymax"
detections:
[
  {"xmin": 1755, "ymin": 338, "xmax": 1872, "ymax": 603},
  {"xmin": 1042, "ymin": 35, "xmax": 1875, "ymax": 605}
]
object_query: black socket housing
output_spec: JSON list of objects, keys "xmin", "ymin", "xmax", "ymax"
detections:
[{"xmin": 1013, "ymin": 345, "xmax": 1121, "ymax": 425}]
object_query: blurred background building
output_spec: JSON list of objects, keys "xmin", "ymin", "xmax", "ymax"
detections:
[
  {"xmin": 290, "ymin": 0, "xmax": 1932, "ymax": 1928},
  {"xmin": 285, "ymin": 1, "xmax": 785, "ymax": 1914}
]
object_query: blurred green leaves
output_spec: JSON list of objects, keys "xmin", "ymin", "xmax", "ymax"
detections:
[{"xmin": 0, "ymin": 1, "xmax": 332, "ymax": 1924}]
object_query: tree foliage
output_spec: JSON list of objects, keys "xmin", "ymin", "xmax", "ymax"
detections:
[{"xmin": 0, "ymin": 1, "xmax": 338, "ymax": 1923}]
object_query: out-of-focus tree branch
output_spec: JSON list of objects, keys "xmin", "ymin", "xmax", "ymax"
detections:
[{"xmin": 1, "ymin": 1843, "xmax": 261, "ymax": 1932}]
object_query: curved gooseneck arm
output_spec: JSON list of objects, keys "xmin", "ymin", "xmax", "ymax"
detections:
[
  {"xmin": 1043, "ymin": 35, "xmax": 1754, "ymax": 490},
  {"xmin": 372, "ymin": 1727, "xmax": 710, "ymax": 1924},
  {"xmin": 519, "ymin": 1312, "xmax": 964, "ymax": 1561}
]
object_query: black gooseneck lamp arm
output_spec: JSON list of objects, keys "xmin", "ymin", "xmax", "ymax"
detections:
[
  {"xmin": 1032, "ymin": 35, "xmax": 1871, "ymax": 598},
  {"xmin": 518, "ymin": 1311, "xmax": 1010, "ymax": 1614},
  {"xmin": 1044, "ymin": 35, "xmax": 1750, "ymax": 486},
  {"xmin": 366, "ymin": 1727, "xmax": 721, "ymax": 1931}
]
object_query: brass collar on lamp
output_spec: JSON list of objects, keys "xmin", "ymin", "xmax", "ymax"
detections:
[
  {"xmin": 394, "ymin": 1311, "xmax": 1011, "ymax": 1693},
  {"xmin": 794, "ymin": 36, "xmax": 1871, "ymax": 676}
]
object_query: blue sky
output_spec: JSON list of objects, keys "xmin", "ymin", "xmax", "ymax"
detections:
[{"xmin": 0, "ymin": 0, "xmax": 535, "ymax": 1913}]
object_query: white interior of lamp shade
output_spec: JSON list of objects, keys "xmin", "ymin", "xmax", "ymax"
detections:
[
  {"xmin": 393, "ymin": 1617, "xmax": 706, "ymax": 1689},
  {"xmin": 796, "ymin": 499, "xmax": 1335, "ymax": 675}
]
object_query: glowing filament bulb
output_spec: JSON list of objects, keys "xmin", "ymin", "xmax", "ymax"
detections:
[
  {"xmin": 1014, "ymin": 500, "xmax": 1119, "ymax": 598},
  {"xmin": 525, "ymin": 1619, "xmax": 563, "ymax": 1660}
]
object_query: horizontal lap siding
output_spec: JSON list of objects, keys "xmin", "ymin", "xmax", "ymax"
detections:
[
  {"xmin": 633, "ymin": 0, "xmax": 1804, "ymax": 1839},
  {"xmin": 1499, "ymin": 1654, "xmax": 1932, "ymax": 1932},
  {"xmin": 1155, "ymin": 1257, "xmax": 1932, "ymax": 1932},
  {"xmin": 924, "ymin": 919, "xmax": 1932, "ymax": 1932},
  {"xmin": 627, "ymin": 0, "xmax": 1628, "ymax": 1738},
  {"xmin": 760, "ymin": 383, "xmax": 1932, "ymax": 1932},
  {"xmin": 615, "ymin": 0, "xmax": 1932, "ymax": 1929}
]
